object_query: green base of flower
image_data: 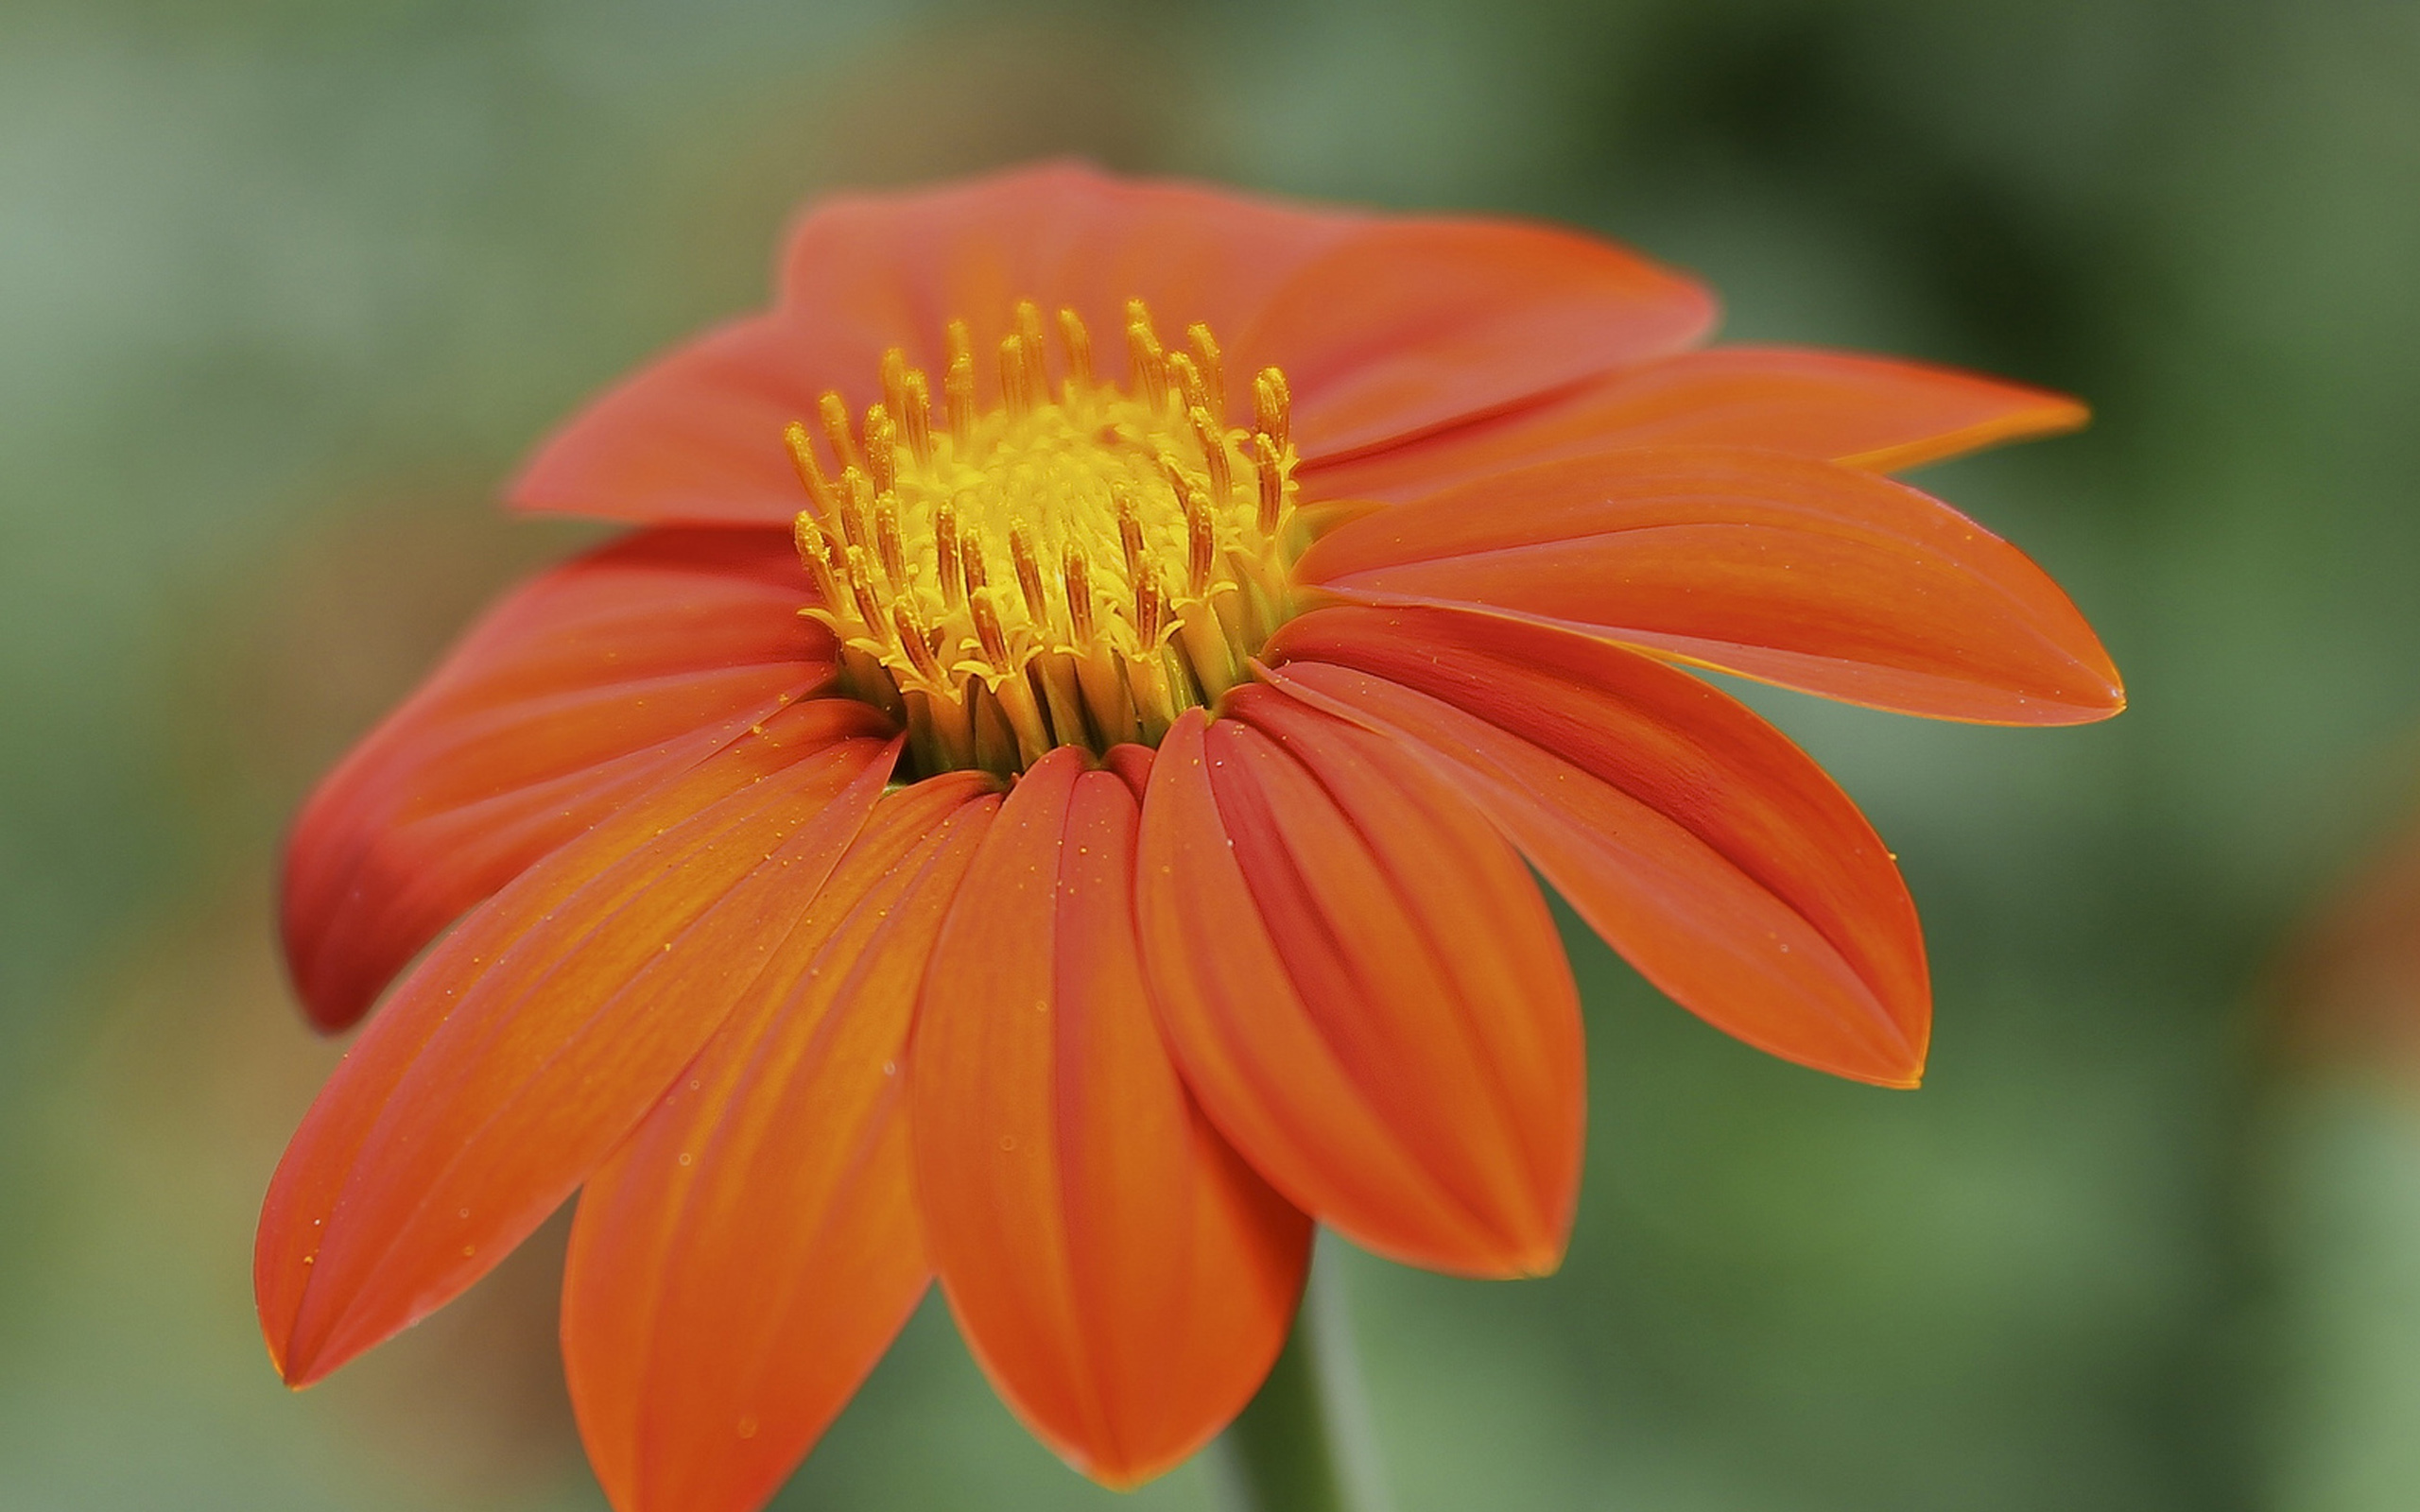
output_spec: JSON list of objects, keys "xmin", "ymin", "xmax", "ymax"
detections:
[{"xmin": 1209, "ymin": 1244, "xmax": 1389, "ymax": 1512}]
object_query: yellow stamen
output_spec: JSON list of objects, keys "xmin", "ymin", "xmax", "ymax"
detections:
[
  {"xmin": 863, "ymin": 404, "xmax": 897, "ymax": 496},
  {"xmin": 1014, "ymin": 301, "xmax": 1049, "ymax": 400},
  {"xmin": 842, "ymin": 544, "xmax": 887, "ymax": 631},
  {"xmin": 783, "ymin": 421, "xmax": 833, "ymax": 518},
  {"xmin": 820, "ymin": 392, "xmax": 858, "ymax": 472},
  {"xmin": 1009, "ymin": 522, "xmax": 1050, "ymax": 628},
  {"xmin": 969, "ymin": 589, "xmax": 1011, "ymax": 668},
  {"xmin": 793, "ymin": 513, "xmax": 840, "ymax": 605},
  {"xmin": 873, "ymin": 490, "xmax": 907, "ymax": 587},
  {"xmin": 1134, "ymin": 561, "xmax": 1167, "ymax": 646},
  {"xmin": 960, "ymin": 530, "xmax": 992, "ymax": 597},
  {"xmin": 935, "ymin": 501, "xmax": 964, "ymax": 609},
  {"xmin": 891, "ymin": 602, "xmax": 943, "ymax": 683},
  {"xmin": 1253, "ymin": 368, "xmax": 1291, "ymax": 451},
  {"xmin": 838, "ymin": 467, "xmax": 874, "ymax": 552},
  {"xmin": 901, "ymin": 370, "xmax": 934, "ymax": 466},
  {"xmin": 1058, "ymin": 307, "xmax": 1093, "ymax": 390},
  {"xmin": 999, "ymin": 335, "xmax": 1033, "ymax": 419},
  {"xmin": 879, "ymin": 349, "xmax": 909, "ymax": 425},
  {"xmin": 945, "ymin": 323, "xmax": 977, "ymax": 444},
  {"xmin": 1191, "ymin": 407, "xmax": 1232, "ymax": 502},
  {"xmin": 1115, "ymin": 487, "xmax": 1147, "ymax": 577},
  {"xmin": 1184, "ymin": 490, "xmax": 1215, "ymax": 593},
  {"xmin": 786, "ymin": 298, "xmax": 1300, "ymax": 776},
  {"xmin": 1126, "ymin": 301, "xmax": 1167, "ymax": 410},
  {"xmin": 1254, "ymin": 432, "xmax": 1285, "ymax": 533},
  {"xmin": 1063, "ymin": 544, "xmax": 1096, "ymax": 644},
  {"xmin": 1169, "ymin": 352, "xmax": 1212, "ymax": 419},
  {"xmin": 1187, "ymin": 323, "xmax": 1225, "ymax": 422}
]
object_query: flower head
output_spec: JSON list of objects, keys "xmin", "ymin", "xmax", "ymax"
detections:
[{"xmin": 262, "ymin": 163, "xmax": 2121, "ymax": 1510}]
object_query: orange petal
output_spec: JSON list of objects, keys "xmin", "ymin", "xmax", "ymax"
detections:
[
  {"xmin": 1263, "ymin": 606, "xmax": 1927, "ymax": 1087},
  {"xmin": 779, "ymin": 162, "xmax": 1357, "ymax": 410},
  {"xmin": 509, "ymin": 310, "xmax": 888, "ymax": 525},
  {"xmin": 1302, "ymin": 345, "xmax": 2089, "ymax": 501},
  {"xmin": 786, "ymin": 163, "xmax": 1708, "ymax": 463},
  {"xmin": 1135, "ymin": 701, "xmax": 1584, "ymax": 1279},
  {"xmin": 1238, "ymin": 218, "xmax": 1715, "ymax": 460},
  {"xmin": 516, "ymin": 166, "xmax": 1349, "ymax": 527},
  {"xmin": 525, "ymin": 164, "xmax": 1712, "ymax": 524},
  {"xmin": 911, "ymin": 747, "xmax": 1310, "ymax": 1487},
  {"xmin": 520, "ymin": 163, "xmax": 1355, "ymax": 527},
  {"xmin": 1296, "ymin": 445, "xmax": 2124, "ymax": 725},
  {"xmin": 283, "ymin": 528, "xmax": 833, "ymax": 1030},
  {"xmin": 563, "ymin": 774, "xmax": 998, "ymax": 1512},
  {"xmin": 255, "ymin": 705, "xmax": 895, "ymax": 1387}
]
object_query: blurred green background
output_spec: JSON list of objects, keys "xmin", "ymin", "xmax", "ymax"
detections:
[{"xmin": 6, "ymin": 0, "xmax": 2420, "ymax": 1507}]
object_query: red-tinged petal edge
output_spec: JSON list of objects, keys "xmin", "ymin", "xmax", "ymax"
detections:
[
  {"xmin": 1135, "ymin": 702, "xmax": 1584, "ymax": 1279},
  {"xmin": 912, "ymin": 748, "xmax": 1310, "ymax": 1488},
  {"xmin": 282, "ymin": 527, "xmax": 832, "ymax": 1030},
  {"xmin": 1302, "ymin": 344, "xmax": 2089, "ymax": 502},
  {"xmin": 1296, "ymin": 444, "xmax": 2124, "ymax": 725},
  {"xmin": 257, "ymin": 703, "xmax": 897, "ymax": 1387},
  {"xmin": 1262, "ymin": 605, "xmax": 1928, "ymax": 1087},
  {"xmin": 564, "ymin": 773, "xmax": 1000, "ymax": 1512}
]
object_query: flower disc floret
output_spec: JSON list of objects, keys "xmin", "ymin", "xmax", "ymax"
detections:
[{"xmin": 786, "ymin": 299, "xmax": 1301, "ymax": 777}]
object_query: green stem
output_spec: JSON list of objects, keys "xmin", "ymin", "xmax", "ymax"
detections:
[{"xmin": 1209, "ymin": 1241, "xmax": 1390, "ymax": 1512}]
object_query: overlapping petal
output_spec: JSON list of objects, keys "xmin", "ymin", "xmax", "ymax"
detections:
[
  {"xmin": 1263, "ymin": 606, "xmax": 1927, "ymax": 1086},
  {"xmin": 562, "ymin": 774, "xmax": 998, "ymax": 1512},
  {"xmin": 517, "ymin": 163, "xmax": 1714, "ymax": 526},
  {"xmin": 912, "ymin": 748, "xmax": 1310, "ymax": 1486},
  {"xmin": 1235, "ymin": 218, "xmax": 1715, "ymax": 459},
  {"xmin": 1296, "ymin": 444, "xmax": 2124, "ymax": 724},
  {"xmin": 777, "ymin": 161, "xmax": 1356, "ymax": 397},
  {"xmin": 1302, "ymin": 345, "xmax": 2088, "ymax": 501},
  {"xmin": 1135, "ymin": 699, "xmax": 1583, "ymax": 1278},
  {"xmin": 256, "ymin": 704, "xmax": 895, "ymax": 1386},
  {"xmin": 282, "ymin": 527, "xmax": 831, "ymax": 1029},
  {"xmin": 784, "ymin": 162, "xmax": 1712, "ymax": 455}
]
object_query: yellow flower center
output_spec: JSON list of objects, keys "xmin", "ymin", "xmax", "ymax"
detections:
[{"xmin": 786, "ymin": 299, "xmax": 1303, "ymax": 778}]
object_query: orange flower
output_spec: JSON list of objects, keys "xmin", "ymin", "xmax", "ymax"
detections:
[{"xmin": 259, "ymin": 163, "xmax": 2123, "ymax": 1509}]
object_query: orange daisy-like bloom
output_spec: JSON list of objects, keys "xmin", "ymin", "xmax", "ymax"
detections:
[{"xmin": 260, "ymin": 163, "xmax": 2123, "ymax": 1508}]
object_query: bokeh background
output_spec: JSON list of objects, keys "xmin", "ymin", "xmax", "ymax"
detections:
[{"xmin": 6, "ymin": 0, "xmax": 2420, "ymax": 1507}]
